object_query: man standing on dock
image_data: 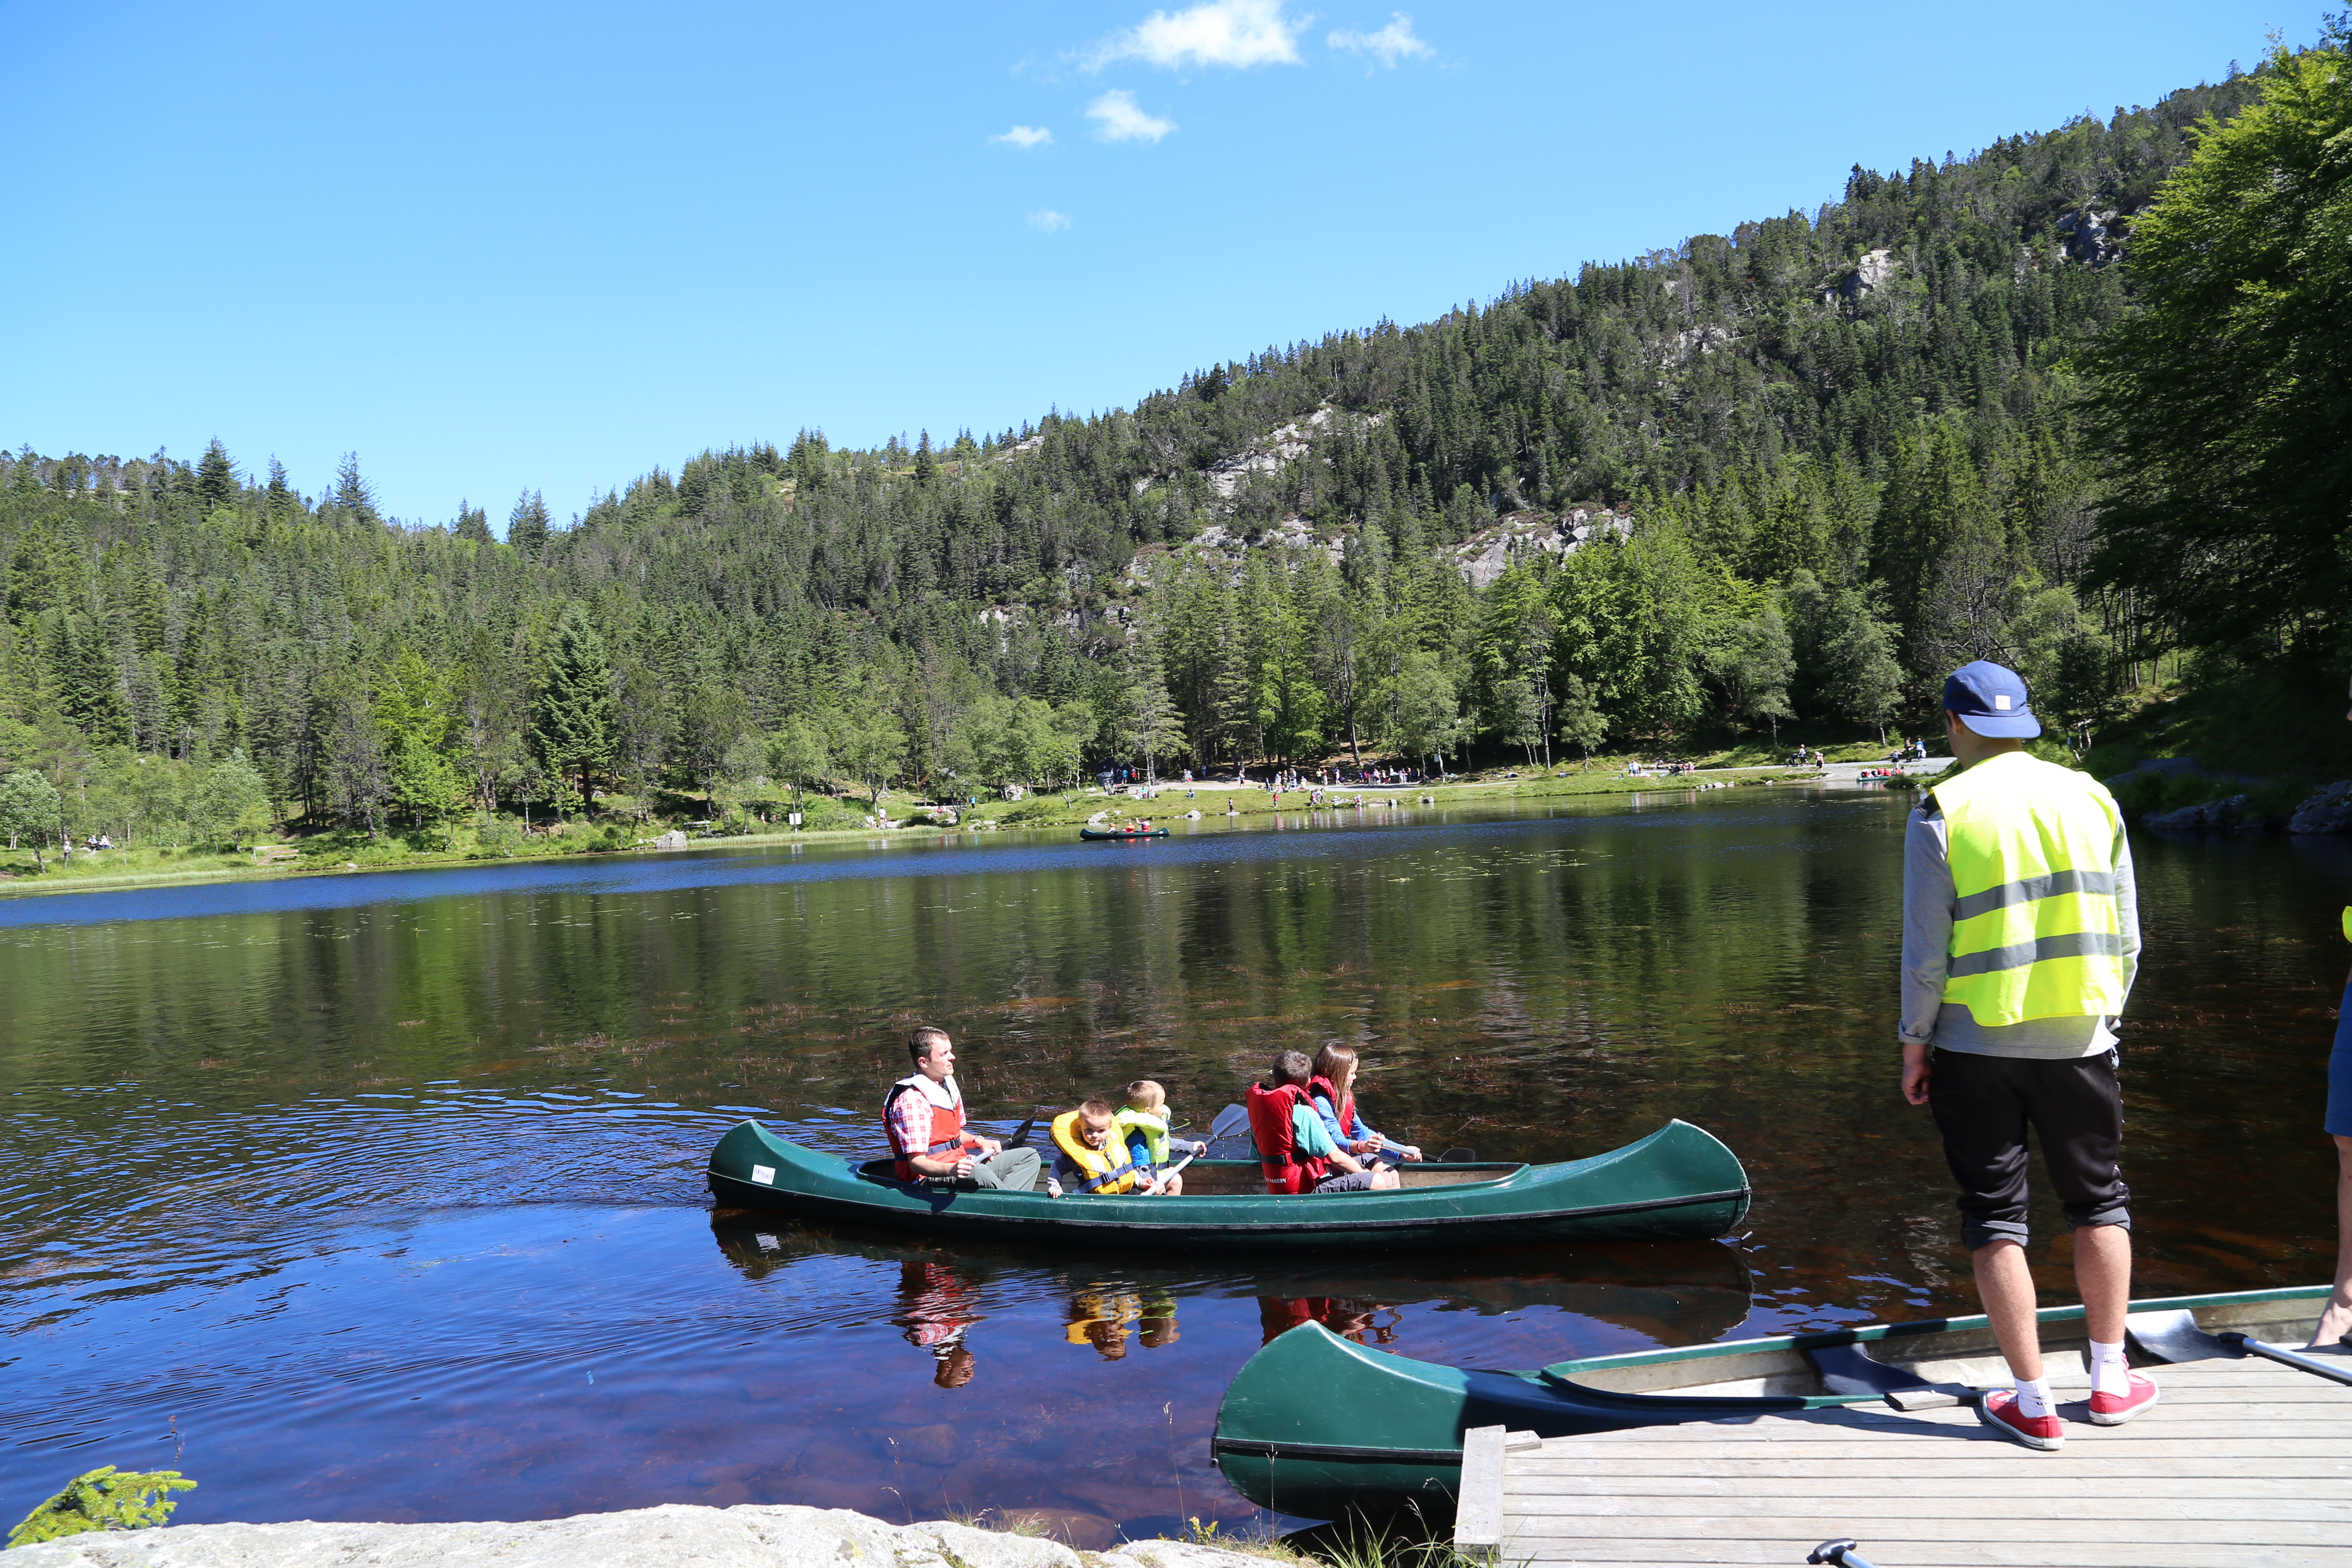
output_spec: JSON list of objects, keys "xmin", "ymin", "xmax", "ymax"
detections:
[{"xmin": 1899, "ymin": 660, "xmax": 2155, "ymax": 1451}]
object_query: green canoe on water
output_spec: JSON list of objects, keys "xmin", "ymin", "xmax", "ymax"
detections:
[
  {"xmin": 705, "ymin": 1118, "xmax": 1750, "ymax": 1251},
  {"xmin": 1210, "ymin": 1283, "xmax": 2340, "ymax": 1520},
  {"xmin": 1078, "ymin": 826, "xmax": 1170, "ymax": 840}
]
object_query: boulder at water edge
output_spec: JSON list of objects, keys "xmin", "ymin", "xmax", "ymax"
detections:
[
  {"xmin": 2, "ymin": 1504, "xmax": 1280, "ymax": 1568},
  {"xmin": 2288, "ymin": 781, "xmax": 2352, "ymax": 835}
]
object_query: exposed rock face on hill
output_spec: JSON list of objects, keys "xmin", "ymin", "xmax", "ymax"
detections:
[
  {"xmin": 4, "ymin": 1504, "xmax": 1274, "ymax": 1568},
  {"xmin": 1822, "ymin": 246, "xmax": 1898, "ymax": 303},
  {"xmin": 1451, "ymin": 507, "xmax": 1632, "ymax": 588},
  {"xmin": 2056, "ymin": 208, "xmax": 2124, "ymax": 266}
]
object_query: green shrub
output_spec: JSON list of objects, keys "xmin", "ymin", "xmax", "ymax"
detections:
[
  {"xmin": 1003, "ymin": 798, "xmax": 1064, "ymax": 826},
  {"xmin": 9, "ymin": 1466, "xmax": 195, "ymax": 1547}
]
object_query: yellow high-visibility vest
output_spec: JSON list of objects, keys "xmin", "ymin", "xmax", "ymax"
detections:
[{"xmin": 1929, "ymin": 751, "xmax": 2126, "ymax": 1026}]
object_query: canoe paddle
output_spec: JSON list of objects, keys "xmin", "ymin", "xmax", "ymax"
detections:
[{"xmin": 2126, "ymin": 1308, "xmax": 2352, "ymax": 1387}]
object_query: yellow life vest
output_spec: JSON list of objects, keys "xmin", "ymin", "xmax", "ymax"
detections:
[
  {"xmin": 1114, "ymin": 1106, "xmax": 1171, "ymax": 1166},
  {"xmin": 2342, "ymin": 906, "xmax": 2350, "ymax": 944},
  {"xmin": 1929, "ymin": 750, "xmax": 2127, "ymax": 1027},
  {"xmin": 1050, "ymin": 1110, "xmax": 1142, "ymax": 1194}
]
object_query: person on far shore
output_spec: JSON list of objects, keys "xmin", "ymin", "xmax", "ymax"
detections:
[
  {"xmin": 1899, "ymin": 660, "xmax": 2152, "ymax": 1451},
  {"xmin": 2313, "ymin": 666, "xmax": 2352, "ymax": 1350},
  {"xmin": 883, "ymin": 1025, "xmax": 1041, "ymax": 1191}
]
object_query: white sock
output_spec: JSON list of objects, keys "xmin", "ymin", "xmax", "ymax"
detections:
[
  {"xmin": 2013, "ymin": 1375, "xmax": 2054, "ymax": 1419},
  {"xmin": 2089, "ymin": 1338, "xmax": 2131, "ymax": 1397}
]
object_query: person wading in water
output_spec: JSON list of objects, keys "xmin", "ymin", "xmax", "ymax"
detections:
[
  {"xmin": 1899, "ymin": 660, "xmax": 2153, "ymax": 1451},
  {"xmin": 883, "ymin": 1025, "xmax": 1041, "ymax": 1191}
]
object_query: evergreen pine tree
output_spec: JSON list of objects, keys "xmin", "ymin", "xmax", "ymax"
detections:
[
  {"xmin": 532, "ymin": 603, "xmax": 616, "ymax": 814},
  {"xmin": 508, "ymin": 490, "xmax": 551, "ymax": 557},
  {"xmin": 333, "ymin": 453, "xmax": 378, "ymax": 521},
  {"xmin": 195, "ymin": 439, "xmax": 238, "ymax": 511},
  {"xmin": 454, "ymin": 502, "xmax": 493, "ymax": 543}
]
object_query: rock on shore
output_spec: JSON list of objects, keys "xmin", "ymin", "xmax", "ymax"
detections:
[{"xmin": 3, "ymin": 1504, "xmax": 1281, "ymax": 1568}]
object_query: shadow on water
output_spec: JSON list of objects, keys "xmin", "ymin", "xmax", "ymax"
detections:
[{"xmin": 1, "ymin": 791, "xmax": 2346, "ymax": 1536}]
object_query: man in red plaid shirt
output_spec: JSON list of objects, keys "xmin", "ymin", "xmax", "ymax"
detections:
[{"xmin": 884, "ymin": 1025, "xmax": 1041, "ymax": 1190}]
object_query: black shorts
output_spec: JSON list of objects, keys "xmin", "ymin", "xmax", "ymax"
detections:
[{"xmin": 1927, "ymin": 1048, "xmax": 2130, "ymax": 1252}]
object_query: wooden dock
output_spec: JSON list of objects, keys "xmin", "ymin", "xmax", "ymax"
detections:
[{"xmin": 1455, "ymin": 1348, "xmax": 2352, "ymax": 1567}]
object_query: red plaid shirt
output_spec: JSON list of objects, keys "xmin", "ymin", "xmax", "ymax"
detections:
[{"xmin": 888, "ymin": 1077, "xmax": 966, "ymax": 1160}]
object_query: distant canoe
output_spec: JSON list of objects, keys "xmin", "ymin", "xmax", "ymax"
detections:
[
  {"xmin": 1080, "ymin": 827, "xmax": 1170, "ymax": 840},
  {"xmin": 706, "ymin": 1118, "xmax": 1749, "ymax": 1252},
  {"xmin": 1209, "ymin": 1283, "xmax": 2334, "ymax": 1519}
]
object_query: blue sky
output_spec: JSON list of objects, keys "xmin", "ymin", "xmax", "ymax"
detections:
[{"xmin": 0, "ymin": 1, "xmax": 2309, "ymax": 531}]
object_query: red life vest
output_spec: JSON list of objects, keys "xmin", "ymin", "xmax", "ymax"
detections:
[
  {"xmin": 884, "ymin": 1075, "xmax": 984, "ymax": 1181},
  {"xmin": 1245, "ymin": 1081, "xmax": 1329, "ymax": 1194},
  {"xmin": 1308, "ymin": 1076, "xmax": 1357, "ymax": 1146}
]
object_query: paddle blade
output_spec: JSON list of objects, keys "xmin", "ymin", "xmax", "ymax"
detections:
[
  {"xmin": 1209, "ymin": 1103, "xmax": 1250, "ymax": 1141},
  {"xmin": 1439, "ymin": 1145, "xmax": 1476, "ymax": 1163},
  {"xmin": 1004, "ymin": 1115, "xmax": 1037, "ymax": 1150}
]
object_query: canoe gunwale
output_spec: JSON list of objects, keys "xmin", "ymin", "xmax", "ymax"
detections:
[
  {"xmin": 1534, "ymin": 1281, "xmax": 2336, "ymax": 1382},
  {"xmin": 1210, "ymin": 1438, "xmax": 1468, "ymax": 1465}
]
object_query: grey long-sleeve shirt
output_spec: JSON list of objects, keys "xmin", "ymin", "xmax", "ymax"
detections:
[{"xmin": 1900, "ymin": 798, "xmax": 2140, "ymax": 1058}]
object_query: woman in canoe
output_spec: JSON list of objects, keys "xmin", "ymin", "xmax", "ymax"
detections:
[
  {"xmin": 1309, "ymin": 1043, "xmax": 1422, "ymax": 1167},
  {"xmin": 1247, "ymin": 1051, "xmax": 1398, "ymax": 1193}
]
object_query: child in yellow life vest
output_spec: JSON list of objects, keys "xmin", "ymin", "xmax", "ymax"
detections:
[
  {"xmin": 1047, "ymin": 1099, "xmax": 1168, "ymax": 1197},
  {"xmin": 1115, "ymin": 1080, "xmax": 1207, "ymax": 1193}
]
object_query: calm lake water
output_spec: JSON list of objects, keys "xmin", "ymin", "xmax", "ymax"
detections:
[{"xmin": 3, "ymin": 790, "xmax": 2345, "ymax": 1541}]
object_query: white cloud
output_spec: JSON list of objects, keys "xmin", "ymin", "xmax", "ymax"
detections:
[
  {"xmin": 1082, "ymin": 0, "xmax": 1308, "ymax": 70},
  {"xmin": 990, "ymin": 125, "xmax": 1054, "ymax": 148},
  {"xmin": 1029, "ymin": 210, "xmax": 1072, "ymax": 231},
  {"xmin": 1085, "ymin": 90, "xmax": 1178, "ymax": 144},
  {"xmin": 1327, "ymin": 12, "xmax": 1431, "ymax": 65}
]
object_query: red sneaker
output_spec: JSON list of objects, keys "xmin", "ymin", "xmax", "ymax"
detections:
[
  {"xmin": 1977, "ymin": 1389, "xmax": 2064, "ymax": 1451},
  {"xmin": 2087, "ymin": 1371, "xmax": 2160, "ymax": 1426}
]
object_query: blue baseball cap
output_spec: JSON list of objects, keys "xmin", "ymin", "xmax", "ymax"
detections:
[{"xmin": 1942, "ymin": 660, "xmax": 2040, "ymax": 738}]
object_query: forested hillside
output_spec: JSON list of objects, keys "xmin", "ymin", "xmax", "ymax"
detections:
[{"xmin": 2, "ymin": 45, "xmax": 2340, "ymax": 851}]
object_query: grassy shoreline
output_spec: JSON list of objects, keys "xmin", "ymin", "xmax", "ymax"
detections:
[{"xmin": 0, "ymin": 760, "xmax": 1828, "ymax": 903}]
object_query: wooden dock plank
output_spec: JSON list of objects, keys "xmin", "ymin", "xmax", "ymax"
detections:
[
  {"xmin": 1503, "ymin": 1478, "xmax": 2349, "ymax": 1501},
  {"xmin": 1504, "ymin": 1544, "xmax": 2347, "ymax": 1567},
  {"xmin": 1502, "ymin": 1495, "xmax": 2352, "ymax": 1521},
  {"xmin": 1486, "ymin": 1354, "xmax": 2352, "ymax": 1568},
  {"xmin": 1454, "ymin": 1424, "xmax": 1505, "ymax": 1549}
]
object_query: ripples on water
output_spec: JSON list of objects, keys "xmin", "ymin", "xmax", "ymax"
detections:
[{"xmin": 1, "ymin": 794, "xmax": 2344, "ymax": 1537}]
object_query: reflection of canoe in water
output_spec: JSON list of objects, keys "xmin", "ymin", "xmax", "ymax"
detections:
[
  {"xmin": 706, "ymin": 1215, "xmax": 1755, "ymax": 1342},
  {"xmin": 1079, "ymin": 826, "xmax": 1169, "ymax": 840},
  {"xmin": 706, "ymin": 1118, "xmax": 1749, "ymax": 1251},
  {"xmin": 1210, "ymin": 1283, "xmax": 2334, "ymax": 1521}
]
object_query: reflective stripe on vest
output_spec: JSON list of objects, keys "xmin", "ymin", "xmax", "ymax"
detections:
[{"xmin": 1929, "ymin": 751, "xmax": 2125, "ymax": 1027}]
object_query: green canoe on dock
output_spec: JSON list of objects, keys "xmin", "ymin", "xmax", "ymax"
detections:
[
  {"xmin": 1210, "ymin": 1283, "xmax": 2337, "ymax": 1520},
  {"xmin": 706, "ymin": 1118, "xmax": 1749, "ymax": 1251}
]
